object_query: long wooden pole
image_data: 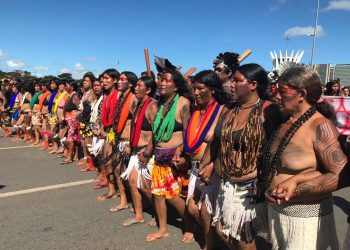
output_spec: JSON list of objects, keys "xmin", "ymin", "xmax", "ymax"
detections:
[
  {"xmin": 183, "ymin": 67, "xmax": 196, "ymax": 79},
  {"xmin": 144, "ymin": 48, "xmax": 151, "ymax": 77},
  {"xmin": 238, "ymin": 49, "xmax": 252, "ymax": 63}
]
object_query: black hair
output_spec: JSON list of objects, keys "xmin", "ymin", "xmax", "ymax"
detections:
[
  {"xmin": 139, "ymin": 76, "xmax": 157, "ymax": 98},
  {"xmin": 238, "ymin": 63, "xmax": 269, "ymax": 100},
  {"xmin": 141, "ymin": 71, "xmax": 156, "ymax": 81},
  {"xmin": 214, "ymin": 52, "xmax": 240, "ymax": 74},
  {"xmin": 22, "ymin": 81, "xmax": 34, "ymax": 94},
  {"xmin": 67, "ymin": 81, "xmax": 79, "ymax": 92},
  {"xmin": 279, "ymin": 65, "xmax": 337, "ymax": 124},
  {"xmin": 55, "ymin": 78, "xmax": 66, "ymax": 86},
  {"xmin": 324, "ymin": 80, "xmax": 340, "ymax": 96},
  {"xmin": 121, "ymin": 71, "xmax": 138, "ymax": 92},
  {"xmin": 163, "ymin": 68, "xmax": 194, "ymax": 110},
  {"xmin": 192, "ymin": 70, "xmax": 231, "ymax": 105},
  {"xmin": 83, "ymin": 72, "xmax": 96, "ymax": 85},
  {"xmin": 102, "ymin": 68, "xmax": 120, "ymax": 81}
]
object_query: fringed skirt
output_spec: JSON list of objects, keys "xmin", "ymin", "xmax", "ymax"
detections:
[
  {"xmin": 212, "ymin": 179, "xmax": 268, "ymax": 242},
  {"xmin": 186, "ymin": 161, "xmax": 220, "ymax": 215},
  {"xmin": 268, "ymin": 197, "xmax": 339, "ymax": 250},
  {"xmin": 121, "ymin": 149, "xmax": 154, "ymax": 189}
]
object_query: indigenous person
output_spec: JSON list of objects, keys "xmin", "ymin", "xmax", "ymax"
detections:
[
  {"xmin": 213, "ymin": 52, "xmax": 240, "ymax": 100},
  {"xmin": 16, "ymin": 81, "xmax": 33, "ymax": 142},
  {"xmin": 200, "ymin": 64, "xmax": 282, "ymax": 249},
  {"xmin": 145, "ymin": 68, "xmax": 193, "ymax": 243},
  {"xmin": 29, "ymin": 82, "xmax": 43, "ymax": 145},
  {"xmin": 107, "ymin": 71, "xmax": 137, "ymax": 208},
  {"xmin": 47, "ymin": 79, "xmax": 66, "ymax": 154},
  {"xmin": 80, "ymin": 79, "xmax": 104, "ymax": 172},
  {"xmin": 184, "ymin": 70, "xmax": 230, "ymax": 249},
  {"xmin": 76, "ymin": 73, "xmax": 96, "ymax": 167},
  {"xmin": 120, "ymin": 76, "xmax": 158, "ymax": 226},
  {"xmin": 39, "ymin": 81, "xmax": 52, "ymax": 149},
  {"xmin": 0, "ymin": 83, "xmax": 11, "ymax": 137},
  {"xmin": 42, "ymin": 80, "xmax": 59, "ymax": 149},
  {"xmin": 52, "ymin": 80, "xmax": 68, "ymax": 154},
  {"xmin": 9, "ymin": 81, "xmax": 23, "ymax": 140},
  {"xmin": 61, "ymin": 81, "xmax": 80, "ymax": 164},
  {"xmin": 261, "ymin": 65, "xmax": 347, "ymax": 250},
  {"xmin": 324, "ymin": 80, "xmax": 341, "ymax": 96},
  {"xmin": 94, "ymin": 69, "xmax": 119, "ymax": 192}
]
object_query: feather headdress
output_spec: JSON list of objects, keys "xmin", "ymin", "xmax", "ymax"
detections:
[{"xmin": 154, "ymin": 56, "xmax": 177, "ymax": 73}]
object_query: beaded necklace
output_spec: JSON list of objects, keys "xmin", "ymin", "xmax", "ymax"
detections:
[
  {"xmin": 112, "ymin": 90, "xmax": 132, "ymax": 136},
  {"xmin": 184, "ymin": 101, "xmax": 220, "ymax": 154},
  {"xmin": 130, "ymin": 97, "xmax": 151, "ymax": 148},
  {"xmin": 258, "ymin": 106, "xmax": 317, "ymax": 194},
  {"xmin": 220, "ymin": 99, "xmax": 265, "ymax": 177},
  {"xmin": 153, "ymin": 94, "xmax": 179, "ymax": 143}
]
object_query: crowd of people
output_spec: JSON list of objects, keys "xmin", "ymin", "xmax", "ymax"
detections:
[{"xmin": 1, "ymin": 52, "xmax": 349, "ymax": 250}]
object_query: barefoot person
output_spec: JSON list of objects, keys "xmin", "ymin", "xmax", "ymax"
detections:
[
  {"xmin": 145, "ymin": 68, "xmax": 193, "ymax": 243},
  {"xmin": 106, "ymin": 71, "xmax": 137, "ymax": 208},
  {"xmin": 95, "ymin": 69, "xmax": 119, "ymax": 193},
  {"xmin": 183, "ymin": 70, "xmax": 230, "ymax": 249},
  {"xmin": 61, "ymin": 81, "xmax": 80, "ymax": 164},
  {"xmin": 120, "ymin": 76, "xmax": 158, "ymax": 226},
  {"xmin": 29, "ymin": 82, "xmax": 43, "ymax": 145},
  {"xmin": 199, "ymin": 63, "xmax": 282, "ymax": 249},
  {"xmin": 261, "ymin": 65, "xmax": 347, "ymax": 249}
]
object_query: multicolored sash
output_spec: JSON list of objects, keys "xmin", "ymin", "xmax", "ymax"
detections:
[{"xmin": 184, "ymin": 101, "xmax": 220, "ymax": 154}]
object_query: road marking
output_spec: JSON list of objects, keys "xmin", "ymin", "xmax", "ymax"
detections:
[
  {"xmin": 0, "ymin": 145, "xmax": 37, "ymax": 150},
  {"xmin": 0, "ymin": 179, "xmax": 95, "ymax": 198}
]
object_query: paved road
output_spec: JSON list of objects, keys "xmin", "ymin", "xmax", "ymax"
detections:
[{"xmin": 0, "ymin": 136, "xmax": 349, "ymax": 250}]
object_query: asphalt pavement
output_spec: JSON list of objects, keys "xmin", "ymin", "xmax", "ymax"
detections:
[{"xmin": 0, "ymin": 135, "xmax": 349, "ymax": 250}]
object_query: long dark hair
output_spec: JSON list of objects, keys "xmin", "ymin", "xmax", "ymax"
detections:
[
  {"xmin": 238, "ymin": 63, "xmax": 269, "ymax": 100},
  {"xmin": 162, "ymin": 68, "xmax": 194, "ymax": 112},
  {"xmin": 139, "ymin": 76, "xmax": 156, "ymax": 98},
  {"xmin": 279, "ymin": 65, "xmax": 337, "ymax": 124},
  {"xmin": 192, "ymin": 70, "xmax": 230, "ymax": 105}
]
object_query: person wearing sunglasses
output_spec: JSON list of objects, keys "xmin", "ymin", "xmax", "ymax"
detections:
[{"xmin": 213, "ymin": 52, "xmax": 240, "ymax": 103}]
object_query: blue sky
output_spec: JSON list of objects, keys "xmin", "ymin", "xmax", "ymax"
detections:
[{"xmin": 0, "ymin": 0, "xmax": 349, "ymax": 79}]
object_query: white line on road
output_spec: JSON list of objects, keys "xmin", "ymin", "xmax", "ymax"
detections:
[
  {"xmin": 0, "ymin": 179, "xmax": 95, "ymax": 198},
  {"xmin": 0, "ymin": 145, "xmax": 37, "ymax": 150}
]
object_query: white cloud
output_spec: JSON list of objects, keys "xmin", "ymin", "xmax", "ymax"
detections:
[
  {"xmin": 322, "ymin": 0, "xmax": 350, "ymax": 11},
  {"xmin": 270, "ymin": 0, "xmax": 288, "ymax": 11},
  {"xmin": 59, "ymin": 68, "xmax": 71, "ymax": 74},
  {"xmin": 74, "ymin": 63, "xmax": 85, "ymax": 72},
  {"xmin": 59, "ymin": 63, "xmax": 87, "ymax": 79},
  {"xmin": 284, "ymin": 25, "xmax": 325, "ymax": 38},
  {"xmin": 84, "ymin": 56, "xmax": 96, "ymax": 63},
  {"xmin": 0, "ymin": 49, "xmax": 4, "ymax": 60},
  {"xmin": 6, "ymin": 60, "xmax": 25, "ymax": 68},
  {"xmin": 34, "ymin": 66, "xmax": 49, "ymax": 71}
]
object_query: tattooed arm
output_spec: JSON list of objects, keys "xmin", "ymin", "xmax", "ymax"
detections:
[
  {"xmin": 296, "ymin": 119, "xmax": 349, "ymax": 195},
  {"xmin": 272, "ymin": 118, "xmax": 350, "ymax": 201}
]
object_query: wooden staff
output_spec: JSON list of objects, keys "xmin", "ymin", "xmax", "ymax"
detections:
[
  {"xmin": 238, "ymin": 49, "xmax": 252, "ymax": 63},
  {"xmin": 183, "ymin": 67, "xmax": 197, "ymax": 79},
  {"xmin": 144, "ymin": 48, "xmax": 151, "ymax": 77}
]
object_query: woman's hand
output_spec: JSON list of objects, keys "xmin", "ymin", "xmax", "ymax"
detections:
[
  {"xmin": 198, "ymin": 162, "xmax": 214, "ymax": 185},
  {"xmin": 265, "ymin": 176, "xmax": 299, "ymax": 204}
]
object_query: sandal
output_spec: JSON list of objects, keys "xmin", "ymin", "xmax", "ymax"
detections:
[
  {"xmin": 97, "ymin": 192, "xmax": 117, "ymax": 201},
  {"xmin": 60, "ymin": 159, "xmax": 73, "ymax": 165},
  {"xmin": 122, "ymin": 218, "xmax": 144, "ymax": 227},
  {"xmin": 145, "ymin": 232, "xmax": 170, "ymax": 242},
  {"xmin": 109, "ymin": 205, "xmax": 129, "ymax": 213}
]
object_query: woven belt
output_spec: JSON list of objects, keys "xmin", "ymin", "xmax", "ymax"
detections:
[{"xmin": 270, "ymin": 196, "xmax": 333, "ymax": 218}]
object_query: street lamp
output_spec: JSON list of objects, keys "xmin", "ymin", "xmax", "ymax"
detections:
[{"xmin": 311, "ymin": 0, "xmax": 320, "ymax": 66}]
